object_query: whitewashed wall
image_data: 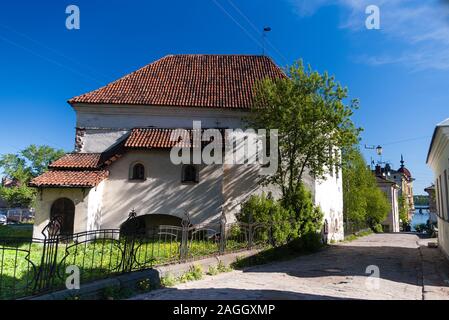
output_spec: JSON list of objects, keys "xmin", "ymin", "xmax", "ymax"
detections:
[
  {"xmin": 100, "ymin": 150, "xmax": 224, "ymax": 228},
  {"xmin": 427, "ymin": 123, "xmax": 449, "ymax": 260},
  {"xmin": 33, "ymin": 188, "xmax": 88, "ymax": 239},
  {"xmin": 74, "ymin": 104, "xmax": 248, "ymax": 153},
  {"xmin": 314, "ymin": 169, "xmax": 344, "ymax": 242}
]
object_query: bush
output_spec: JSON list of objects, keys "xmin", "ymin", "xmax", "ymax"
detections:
[
  {"xmin": 281, "ymin": 184, "xmax": 323, "ymax": 238},
  {"xmin": 287, "ymin": 231, "xmax": 323, "ymax": 252},
  {"xmin": 238, "ymin": 193, "xmax": 295, "ymax": 246},
  {"xmin": 238, "ymin": 184, "xmax": 324, "ymax": 251},
  {"xmin": 371, "ymin": 223, "xmax": 383, "ymax": 233},
  {"xmin": 179, "ymin": 265, "xmax": 203, "ymax": 283},
  {"xmin": 161, "ymin": 274, "xmax": 177, "ymax": 287}
]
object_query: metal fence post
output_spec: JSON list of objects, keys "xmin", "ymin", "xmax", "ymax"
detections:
[
  {"xmin": 219, "ymin": 214, "xmax": 227, "ymax": 255},
  {"xmin": 248, "ymin": 212, "xmax": 254, "ymax": 249},
  {"xmin": 180, "ymin": 212, "xmax": 190, "ymax": 262}
]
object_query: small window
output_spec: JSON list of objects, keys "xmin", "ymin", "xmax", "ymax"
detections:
[
  {"xmin": 182, "ymin": 165, "xmax": 199, "ymax": 183},
  {"xmin": 131, "ymin": 163, "xmax": 145, "ymax": 180}
]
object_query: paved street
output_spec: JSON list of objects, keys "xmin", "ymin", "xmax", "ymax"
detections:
[{"xmin": 132, "ymin": 233, "xmax": 449, "ymax": 300}]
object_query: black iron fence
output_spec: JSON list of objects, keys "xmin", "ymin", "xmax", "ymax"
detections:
[{"xmin": 0, "ymin": 212, "xmax": 272, "ymax": 300}]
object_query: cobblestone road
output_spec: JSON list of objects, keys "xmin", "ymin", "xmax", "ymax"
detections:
[{"xmin": 132, "ymin": 233, "xmax": 449, "ymax": 300}]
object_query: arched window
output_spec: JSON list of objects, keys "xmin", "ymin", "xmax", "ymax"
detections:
[
  {"xmin": 131, "ymin": 163, "xmax": 145, "ymax": 180},
  {"xmin": 182, "ymin": 165, "xmax": 198, "ymax": 183},
  {"xmin": 50, "ymin": 198, "xmax": 75, "ymax": 235}
]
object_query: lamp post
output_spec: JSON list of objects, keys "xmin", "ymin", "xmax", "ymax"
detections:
[{"xmin": 262, "ymin": 26, "xmax": 271, "ymax": 56}]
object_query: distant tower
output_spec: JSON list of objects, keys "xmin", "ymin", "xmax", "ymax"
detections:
[{"xmin": 400, "ymin": 154, "xmax": 405, "ymax": 169}]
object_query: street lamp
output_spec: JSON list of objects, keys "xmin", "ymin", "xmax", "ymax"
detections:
[{"xmin": 376, "ymin": 145, "xmax": 383, "ymax": 156}]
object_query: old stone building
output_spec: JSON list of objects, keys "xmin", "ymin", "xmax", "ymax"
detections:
[{"xmin": 30, "ymin": 54, "xmax": 344, "ymax": 242}]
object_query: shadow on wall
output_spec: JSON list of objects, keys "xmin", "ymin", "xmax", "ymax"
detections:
[{"xmin": 102, "ymin": 154, "xmax": 262, "ymax": 227}]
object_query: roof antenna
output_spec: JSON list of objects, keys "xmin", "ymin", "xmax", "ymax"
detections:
[{"xmin": 262, "ymin": 26, "xmax": 271, "ymax": 56}]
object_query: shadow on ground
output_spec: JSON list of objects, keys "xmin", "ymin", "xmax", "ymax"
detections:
[
  {"xmin": 233, "ymin": 233, "xmax": 425, "ymax": 287},
  {"xmin": 131, "ymin": 287, "xmax": 355, "ymax": 300}
]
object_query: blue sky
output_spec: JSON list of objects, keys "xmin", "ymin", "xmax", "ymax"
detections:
[{"xmin": 1, "ymin": 0, "xmax": 448, "ymax": 194}]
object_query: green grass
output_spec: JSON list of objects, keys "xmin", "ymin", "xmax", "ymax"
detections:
[
  {"xmin": 0, "ymin": 235, "xmax": 253, "ymax": 300},
  {"xmin": 343, "ymin": 229, "xmax": 373, "ymax": 242},
  {"xmin": 0, "ymin": 224, "xmax": 33, "ymax": 238}
]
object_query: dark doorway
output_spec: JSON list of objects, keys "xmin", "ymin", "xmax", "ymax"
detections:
[{"xmin": 50, "ymin": 198, "xmax": 75, "ymax": 235}]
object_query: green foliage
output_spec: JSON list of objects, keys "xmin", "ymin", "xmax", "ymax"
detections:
[
  {"xmin": 247, "ymin": 60, "xmax": 361, "ymax": 198},
  {"xmin": 0, "ymin": 224, "xmax": 33, "ymax": 238},
  {"xmin": 179, "ymin": 265, "xmax": 203, "ymax": 283},
  {"xmin": 398, "ymin": 195, "xmax": 410, "ymax": 224},
  {"xmin": 136, "ymin": 278, "xmax": 154, "ymax": 292},
  {"xmin": 344, "ymin": 229, "xmax": 373, "ymax": 242},
  {"xmin": 0, "ymin": 145, "xmax": 65, "ymax": 184},
  {"xmin": 342, "ymin": 148, "xmax": 390, "ymax": 231},
  {"xmin": 101, "ymin": 285, "xmax": 133, "ymax": 300},
  {"xmin": 413, "ymin": 195, "xmax": 429, "ymax": 206},
  {"xmin": 217, "ymin": 260, "xmax": 232, "ymax": 273},
  {"xmin": 207, "ymin": 261, "xmax": 232, "ymax": 276},
  {"xmin": 365, "ymin": 188, "xmax": 390, "ymax": 227},
  {"xmin": 238, "ymin": 186, "xmax": 323, "ymax": 250},
  {"xmin": 0, "ymin": 144, "xmax": 65, "ymax": 208},
  {"xmin": 238, "ymin": 193, "xmax": 295, "ymax": 246},
  {"xmin": 207, "ymin": 265, "xmax": 219, "ymax": 276},
  {"xmin": 0, "ymin": 186, "xmax": 36, "ymax": 208},
  {"xmin": 281, "ymin": 184, "xmax": 323, "ymax": 239},
  {"xmin": 160, "ymin": 274, "xmax": 177, "ymax": 287},
  {"xmin": 371, "ymin": 223, "xmax": 384, "ymax": 233}
]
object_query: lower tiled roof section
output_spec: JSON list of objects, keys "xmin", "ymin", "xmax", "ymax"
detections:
[
  {"xmin": 125, "ymin": 128, "xmax": 224, "ymax": 148},
  {"xmin": 29, "ymin": 170, "xmax": 109, "ymax": 188},
  {"xmin": 49, "ymin": 153, "xmax": 102, "ymax": 169}
]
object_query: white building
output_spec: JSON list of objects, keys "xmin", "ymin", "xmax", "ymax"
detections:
[
  {"xmin": 30, "ymin": 54, "xmax": 344, "ymax": 242},
  {"xmin": 427, "ymin": 118, "xmax": 449, "ymax": 259},
  {"xmin": 375, "ymin": 175, "xmax": 400, "ymax": 232}
]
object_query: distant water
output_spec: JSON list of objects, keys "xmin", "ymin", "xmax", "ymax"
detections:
[{"xmin": 410, "ymin": 206, "xmax": 430, "ymax": 231}]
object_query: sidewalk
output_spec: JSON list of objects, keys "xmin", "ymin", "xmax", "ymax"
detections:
[{"xmin": 418, "ymin": 238, "xmax": 449, "ymax": 300}]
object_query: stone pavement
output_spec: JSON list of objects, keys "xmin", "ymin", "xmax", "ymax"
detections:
[{"xmin": 131, "ymin": 233, "xmax": 449, "ymax": 300}]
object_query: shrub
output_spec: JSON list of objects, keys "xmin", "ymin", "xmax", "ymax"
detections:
[
  {"xmin": 161, "ymin": 274, "xmax": 177, "ymax": 287},
  {"xmin": 207, "ymin": 265, "xmax": 219, "ymax": 276},
  {"xmin": 371, "ymin": 223, "xmax": 383, "ymax": 233},
  {"xmin": 281, "ymin": 184, "xmax": 324, "ymax": 239},
  {"xmin": 238, "ymin": 193, "xmax": 296, "ymax": 246},
  {"xmin": 179, "ymin": 265, "xmax": 203, "ymax": 283},
  {"xmin": 217, "ymin": 260, "xmax": 232, "ymax": 273},
  {"xmin": 238, "ymin": 185, "xmax": 324, "ymax": 251}
]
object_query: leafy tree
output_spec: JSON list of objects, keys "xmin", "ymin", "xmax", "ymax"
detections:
[
  {"xmin": 398, "ymin": 195, "xmax": 409, "ymax": 224},
  {"xmin": 247, "ymin": 60, "xmax": 361, "ymax": 201},
  {"xmin": 0, "ymin": 145, "xmax": 65, "ymax": 207},
  {"xmin": 342, "ymin": 147, "xmax": 390, "ymax": 232}
]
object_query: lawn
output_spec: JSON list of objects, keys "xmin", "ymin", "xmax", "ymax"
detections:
[
  {"xmin": 0, "ymin": 224, "xmax": 33, "ymax": 238},
  {"xmin": 0, "ymin": 231, "xmax": 251, "ymax": 300}
]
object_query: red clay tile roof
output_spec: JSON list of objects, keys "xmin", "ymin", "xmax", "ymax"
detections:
[
  {"xmin": 29, "ymin": 170, "xmax": 109, "ymax": 188},
  {"xmin": 49, "ymin": 153, "xmax": 102, "ymax": 169},
  {"xmin": 68, "ymin": 55, "xmax": 285, "ymax": 109},
  {"xmin": 125, "ymin": 128, "xmax": 224, "ymax": 148}
]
